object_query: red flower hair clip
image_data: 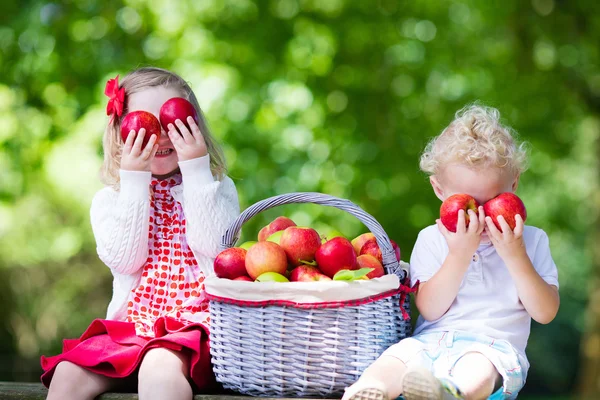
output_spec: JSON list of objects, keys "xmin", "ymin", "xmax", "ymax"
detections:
[{"xmin": 104, "ymin": 75, "xmax": 125, "ymax": 121}]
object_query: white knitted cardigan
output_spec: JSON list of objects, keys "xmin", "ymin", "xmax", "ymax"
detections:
[{"xmin": 90, "ymin": 155, "xmax": 240, "ymax": 321}]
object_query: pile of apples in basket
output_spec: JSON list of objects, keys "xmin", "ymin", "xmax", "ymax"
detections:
[{"xmin": 214, "ymin": 217, "xmax": 401, "ymax": 283}]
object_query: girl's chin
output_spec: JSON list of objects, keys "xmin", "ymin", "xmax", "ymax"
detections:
[{"xmin": 152, "ymin": 167, "xmax": 180, "ymax": 180}]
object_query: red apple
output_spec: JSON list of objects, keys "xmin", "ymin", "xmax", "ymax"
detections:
[
  {"xmin": 351, "ymin": 232, "xmax": 375, "ymax": 255},
  {"xmin": 359, "ymin": 238, "xmax": 401, "ymax": 263},
  {"xmin": 258, "ymin": 216, "xmax": 296, "ymax": 242},
  {"xmin": 483, "ymin": 192, "xmax": 527, "ymax": 232},
  {"xmin": 159, "ymin": 97, "xmax": 199, "ymax": 133},
  {"xmin": 213, "ymin": 248, "xmax": 248, "ymax": 280},
  {"xmin": 315, "ymin": 237, "xmax": 358, "ymax": 278},
  {"xmin": 289, "ymin": 265, "xmax": 332, "ymax": 282},
  {"xmin": 120, "ymin": 111, "xmax": 162, "ymax": 148},
  {"xmin": 233, "ymin": 275, "xmax": 253, "ymax": 281},
  {"xmin": 440, "ymin": 194, "xmax": 480, "ymax": 233},
  {"xmin": 245, "ymin": 241, "xmax": 288, "ymax": 280},
  {"xmin": 279, "ymin": 226, "xmax": 321, "ymax": 266},
  {"xmin": 357, "ymin": 254, "xmax": 385, "ymax": 279}
]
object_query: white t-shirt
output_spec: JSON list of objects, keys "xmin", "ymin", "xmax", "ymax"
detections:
[{"xmin": 410, "ymin": 225, "xmax": 559, "ymax": 364}]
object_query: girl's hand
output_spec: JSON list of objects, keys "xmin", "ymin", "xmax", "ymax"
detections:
[
  {"xmin": 167, "ymin": 116, "xmax": 208, "ymax": 162},
  {"xmin": 485, "ymin": 214, "xmax": 527, "ymax": 262},
  {"xmin": 437, "ymin": 206, "xmax": 485, "ymax": 258},
  {"xmin": 120, "ymin": 129, "xmax": 158, "ymax": 171}
]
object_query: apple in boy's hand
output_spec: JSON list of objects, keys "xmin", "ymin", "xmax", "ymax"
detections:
[
  {"xmin": 159, "ymin": 97, "xmax": 199, "ymax": 133},
  {"xmin": 279, "ymin": 226, "xmax": 321, "ymax": 266},
  {"xmin": 214, "ymin": 248, "xmax": 248, "ymax": 280},
  {"xmin": 315, "ymin": 237, "xmax": 358, "ymax": 278},
  {"xmin": 359, "ymin": 238, "xmax": 401, "ymax": 263},
  {"xmin": 258, "ymin": 217, "xmax": 296, "ymax": 241},
  {"xmin": 483, "ymin": 192, "xmax": 527, "ymax": 232},
  {"xmin": 120, "ymin": 111, "xmax": 162, "ymax": 148},
  {"xmin": 289, "ymin": 265, "xmax": 332, "ymax": 282},
  {"xmin": 245, "ymin": 241, "xmax": 288, "ymax": 280},
  {"xmin": 351, "ymin": 232, "xmax": 375, "ymax": 255},
  {"xmin": 440, "ymin": 194, "xmax": 480, "ymax": 233},
  {"xmin": 357, "ymin": 254, "xmax": 385, "ymax": 279}
]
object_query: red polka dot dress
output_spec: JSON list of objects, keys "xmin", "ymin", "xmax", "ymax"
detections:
[
  {"xmin": 127, "ymin": 175, "xmax": 210, "ymax": 336},
  {"xmin": 39, "ymin": 170, "xmax": 240, "ymax": 391}
]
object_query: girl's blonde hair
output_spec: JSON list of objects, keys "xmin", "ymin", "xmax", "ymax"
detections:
[
  {"xmin": 100, "ymin": 66, "xmax": 227, "ymax": 188},
  {"xmin": 419, "ymin": 103, "xmax": 528, "ymax": 177}
]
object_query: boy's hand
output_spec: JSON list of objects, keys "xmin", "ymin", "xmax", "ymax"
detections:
[
  {"xmin": 120, "ymin": 128, "xmax": 158, "ymax": 172},
  {"xmin": 167, "ymin": 116, "xmax": 208, "ymax": 162},
  {"xmin": 436, "ymin": 206, "xmax": 485, "ymax": 258},
  {"xmin": 485, "ymin": 214, "xmax": 527, "ymax": 262}
]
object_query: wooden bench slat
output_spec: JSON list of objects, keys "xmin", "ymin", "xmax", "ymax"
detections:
[{"xmin": 0, "ymin": 382, "xmax": 337, "ymax": 400}]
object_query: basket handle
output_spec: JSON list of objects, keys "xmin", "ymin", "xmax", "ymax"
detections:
[{"xmin": 220, "ymin": 192, "xmax": 405, "ymax": 279}]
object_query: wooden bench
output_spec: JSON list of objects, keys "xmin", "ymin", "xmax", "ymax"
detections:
[{"xmin": 0, "ymin": 382, "xmax": 334, "ymax": 400}]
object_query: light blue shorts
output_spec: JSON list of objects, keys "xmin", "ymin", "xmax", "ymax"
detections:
[{"xmin": 382, "ymin": 330, "xmax": 527, "ymax": 400}]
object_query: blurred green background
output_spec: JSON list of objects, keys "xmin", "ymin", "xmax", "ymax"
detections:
[{"xmin": 0, "ymin": 0, "xmax": 598, "ymax": 398}]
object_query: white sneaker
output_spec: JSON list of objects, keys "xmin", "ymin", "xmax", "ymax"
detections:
[
  {"xmin": 401, "ymin": 367, "xmax": 463, "ymax": 400},
  {"xmin": 347, "ymin": 387, "xmax": 388, "ymax": 400}
]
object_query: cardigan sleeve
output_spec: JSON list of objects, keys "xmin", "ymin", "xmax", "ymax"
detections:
[
  {"xmin": 178, "ymin": 156, "xmax": 240, "ymax": 264},
  {"xmin": 90, "ymin": 170, "xmax": 152, "ymax": 275}
]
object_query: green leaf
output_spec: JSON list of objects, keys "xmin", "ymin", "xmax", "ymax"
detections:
[{"xmin": 332, "ymin": 268, "xmax": 374, "ymax": 281}]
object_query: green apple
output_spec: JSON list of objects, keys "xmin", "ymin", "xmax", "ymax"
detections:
[
  {"xmin": 320, "ymin": 229, "xmax": 346, "ymax": 243},
  {"xmin": 238, "ymin": 241, "xmax": 257, "ymax": 250},
  {"xmin": 255, "ymin": 272, "xmax": 290, "ymax": 282},
  {"xmin": 266, "ymin": 230, "xmax": 284, "ymax": 245}
]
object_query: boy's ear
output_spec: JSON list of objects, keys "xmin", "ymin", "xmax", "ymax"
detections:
[
  {"xmin": 430, "ymin": 176, "xmax": 445, "ymax": 201},
  {"xmin": 511, "ymin": 174, "xmax": 520, "ymax": 192}
]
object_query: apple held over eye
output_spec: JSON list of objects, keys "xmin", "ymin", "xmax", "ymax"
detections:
[
  {"xmin": 120, "ymin": 111, "xmax": 162, "ymax": 148},
  {"xmin": 359, "ymin": 238, "xmax": 401, "ymax": 264},
  {"xmin": 159, "ymin": 97, "xmax": 199, "ymax": 133},
  {"xmin": 279, "ymin": 226, "xmax": 321, "ymax": 266},
  {"xmin": 289, "ymin": 265, "xmax": 332, "ymax": 282},
  {"xmin": 213, "ymin": 247, "xmax": 248, "ymax": 280},
  {"xmin": 245, "ymin": 241, "xmax": 288, "ymax": 280},
  {"xmin": 483, "ymin": 192, "xmax": 527, "ymax": 232},
  {"xmin": 440, "ymin": 194, "xmax": 480, "ymax": 233},
  {"xmin": 315, "ymin": 237, "xmax": 358, "ymax": 278},
  {"xmin": 258, "ymin": 216, "xmax": 296, "ymax": 242}
]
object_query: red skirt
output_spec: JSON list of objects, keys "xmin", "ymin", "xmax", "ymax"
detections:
[{"xmin": 40, "ymin": 316, "xmax": 216, "ymax": 391}]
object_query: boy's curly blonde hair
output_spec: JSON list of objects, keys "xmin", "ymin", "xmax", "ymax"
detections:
[
  {"xmin": 420, "ymin": 104, "xmax": 528, "ymax": 177},
  {"xmin": 101, "ymin": 66, "xmax": 227, "ymax": 189}
]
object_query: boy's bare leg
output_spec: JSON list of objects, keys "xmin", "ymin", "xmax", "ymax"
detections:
[
  {"xmin": 450, "ymin": 352, "xmax": 502, "ymax": 400},
  {"xmin": 342, "ymin": 355, "xmax": 407, "ymax": 400}
]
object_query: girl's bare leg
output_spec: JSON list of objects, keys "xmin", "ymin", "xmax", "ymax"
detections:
[
  {"xmin": 46, "ymin": 361, "xmax": 118, "ymax": 400},
  {"xmin": 137, "ymin": 347, "xmax": 193, "ymax": 400}
]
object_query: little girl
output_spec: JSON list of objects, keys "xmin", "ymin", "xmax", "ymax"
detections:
[
  {"xmin": 342, "ymin": 104, "xmax": 559, "ymax": 400},
  {"xmin": 41, "ymin": 67, "xmax": 240, "ymax": 400}
]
